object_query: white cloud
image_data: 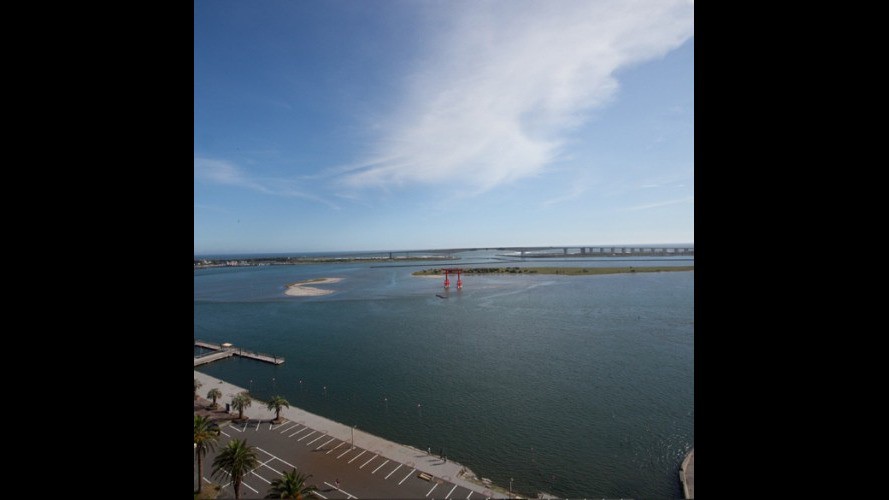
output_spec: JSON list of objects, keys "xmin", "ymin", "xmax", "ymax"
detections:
[
  {"xmin": 625, "ymin": 196, "xmax": 694, "ymax": 211},
  {"xmin": 340, "ymin": 0, "xmax": 694, "ymax": 191},
  {"xmin": 194, "ymin": 157, "xmax": 268, "ymax": 192},
  {"xmin": 194, "ymin": 157, "xmax": 340, "ymax": 209},
  {"xmin": 541, "ymin": 172, "xmax": 593, "ymax": 207}
]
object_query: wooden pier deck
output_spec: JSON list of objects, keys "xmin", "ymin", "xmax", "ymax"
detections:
[{"xmin": 194, "ymin": 340, "xmax": 284, "ymax": 366}]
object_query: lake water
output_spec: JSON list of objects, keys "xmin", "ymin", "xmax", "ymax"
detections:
[{"xmin": 194, "ymin": 251, "xmax": 694, "ymax": 498}]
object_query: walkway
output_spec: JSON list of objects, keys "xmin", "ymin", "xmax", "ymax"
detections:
[{"xmin": 194, "ymin": 340, "xmax": 284, "ymax": 366}]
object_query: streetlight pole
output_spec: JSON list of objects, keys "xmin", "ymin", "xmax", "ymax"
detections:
[{"xmin": 509, "ymin": 478, "xmax": 513, "ymax": 498}]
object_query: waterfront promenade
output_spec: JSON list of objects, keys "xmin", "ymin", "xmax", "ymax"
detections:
[{"xmin": 194, "ymin": 371, "xmax": 534, "ymax": 499}]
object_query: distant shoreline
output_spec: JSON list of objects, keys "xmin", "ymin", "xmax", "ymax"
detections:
[
  {"xmin": 284, "ymin": 277, "xmax": 343, "ymax": 296},
  {"xmin": 412, "ymin": 266, "xmax": 693, "ymax": 276},
  {"xmin": 195, "ymin": 255, "xmax": 456, "ymax": 270}
]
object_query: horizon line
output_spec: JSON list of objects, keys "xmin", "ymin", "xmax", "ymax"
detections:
[{"xmin": 194, "ymin": 243, "xmax": 695, "ymax": 258}]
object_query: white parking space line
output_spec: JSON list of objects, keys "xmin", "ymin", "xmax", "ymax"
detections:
[
  {"xmin": 298, "ymin": 431, "xmax": 318, "ymax": 442},
  {"xmin": 202, "ymin": 477, "xmax": 213, "ymax": 484},
  {"xmin": 219, "ymin": 469, "xmax": 260, "ymax": 494},
  {"xmin": 359, "ymin": 454, "xmax": 377, "ymax": 469},
  {"xmin": 242, "ymin": 421, "xmax": 249, "ymax": 432},
  {"xmin": 336, "ymin": 447, "xmax": 353, "ymax": 459},
  {"xmin": 256, "ymin": 421, "xmax": 261, "ymax": 430},
  {"xmin": 260, "ymin": 461, "xmax": 284, "ymax": 476},
  {"xmin": 251, "ymin": 470, "xmax": 272, "ymax": 484},
  {"xmin": 290, "ymin": 427, "xmax": 311, "ymax": 438},
  {"xmin": 327, "ymin": 442, "xmax": 345, "ymax": 455},
  {"xmin": 385, "ymin": 463, "xmax": 403, "ymax": 479},
  {"xmin": 466, "ymin": 491, "xmax": 472, "ymax": 499},
  {"xmin": 324, "ymin": 481, "xmax": 357, "ymax": 499},
  {"xmin": 306, "ymin": 433, "xmax": 326, "ymax": 446},
  {"xmin": 279, "ymin": 423, "xmax": 298, "ymax": 434},
  {"xmin": 229, "ymin": 424, "xmax": 243, "ymax": 433},
  {"xmin": 220, "ymin": 430, "xmax": 231, "ymax": 437},
  {"xmin": 255, "ymin": 447, "xmax": 297, "ymax": 470},
  {"xmin": 316, "ymin": 437, "xmax": 336, "ymax": 450},
  {"xmin": 348, "ymin": 450, "xmax": 367, "ymax": 463},
  {"xmin": 311, "ymin": 491, "xmax": 328, "ymax": 499},
  {"xmin": 245, "ymin": 457, "xmax": 277, "ymax": 483},
  {"xmin": 445, "ymin": 484, "xmax": 458, "ymax": 498},
  {"xmin": 398, "ymin": 468, "xmax": 416, "ymax": 485},
  {"xmin": 426, "ymin": 483, "xmax": 439, "ymax": 497},
  {"xmin": 372, "ymin": 459, "xmax": 390, "ymax": 474}
]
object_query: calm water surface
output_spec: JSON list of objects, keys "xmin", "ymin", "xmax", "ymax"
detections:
[{"xmin": 194, "ymin": 252, "xmax": 693, "ymax": 498}]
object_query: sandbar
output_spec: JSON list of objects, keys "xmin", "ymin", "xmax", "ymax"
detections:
[{"xmin": 284, "ymin": 277, "xmax": 343, "ymax": 296}]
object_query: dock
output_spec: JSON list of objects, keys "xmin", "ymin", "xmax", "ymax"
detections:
[
  {"xmin": 680, "ymin": 447, "xmax": 694, "ymax": 498},
  {"xmin": 194, "ymin": 340, "xmax": 284, "ymax": 366}
]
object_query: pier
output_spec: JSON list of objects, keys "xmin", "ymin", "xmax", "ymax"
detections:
[{"xmin": 194, "ymin": 339, "xmax": 284, "ymax": 366}]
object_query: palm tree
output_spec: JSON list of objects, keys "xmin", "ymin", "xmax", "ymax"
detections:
[
  {"xmin": 267, "ymin": 469, "xmax": 316, "ymax": 499},
  {"xmin": 231, "ymin": 392, "xmax": 252, "ymax": 421},
  {"xmin": 212, "ymin": 439, "xmax": 258, "ymax": 500},
  {"xmin": 207, "ymin": 388, "xmax": 222, "ymax": 409},
  {"xmin": 266, "ymin": 395, "xmax": 290, "ymax": 423},
  {"xmin": 194, "ymin": 378, "xmax": 202, "ymax": 400},
  {"xmin": 194, "ymin": 415, "xmax": 220, "ymax": 494}
]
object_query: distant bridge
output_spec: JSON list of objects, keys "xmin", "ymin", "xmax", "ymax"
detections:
[
  {"xmin": 384, "ymin": 245, "xmax": 693, "ymax": 258},
  {"xmin": 503, "ymin": 246, "xmax": 695, "ymax": 258}
]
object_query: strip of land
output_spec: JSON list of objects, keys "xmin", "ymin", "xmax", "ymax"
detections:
[
  {"xmin": 195, "ymin": 255, "xmax": 456, "ymax": 269},
  {"xmin": 284, "ymin": 277, "xmax": 343, "ymax": 296},
  {"xmin": 413, "ymin": 266, "xmax": 694, "ymax": 276},
  {"xmin": 680, "ymin": 447, "xmax": 694, "ymax": 498}
]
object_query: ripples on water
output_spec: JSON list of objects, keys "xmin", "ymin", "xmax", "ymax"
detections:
[{"xmin": 195, "ymin": 254, "xmax": 693, "ymax": 498}]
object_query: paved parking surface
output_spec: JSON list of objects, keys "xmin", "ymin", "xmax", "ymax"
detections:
[{"xmin": 197, "ymin": 419, "xmax": 490, "ymax": 499}]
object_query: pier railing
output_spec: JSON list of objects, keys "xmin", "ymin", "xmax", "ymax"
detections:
[{"xmin": 194, "ymin": 339, "xmax": 284, "ymax": 365}]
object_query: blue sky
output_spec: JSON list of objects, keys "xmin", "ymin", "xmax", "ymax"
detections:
[{"xmin": 195, "ymin": 0, "xmax": 694, "ymax": 254}]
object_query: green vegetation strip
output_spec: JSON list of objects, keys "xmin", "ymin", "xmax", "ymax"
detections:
[{"xmin": 413, "ymin": 266, "xmax": 693, "ymax": 276}]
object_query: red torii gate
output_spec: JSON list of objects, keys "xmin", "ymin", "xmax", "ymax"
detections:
[{"xmin": 441, "ymin": 268, "xmax": 464, "ymax": 289}]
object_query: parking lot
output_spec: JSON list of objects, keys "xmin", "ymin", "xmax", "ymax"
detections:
[{"xmin": 196, "ymin": 418, "xmax": 493, "ymax": 499}]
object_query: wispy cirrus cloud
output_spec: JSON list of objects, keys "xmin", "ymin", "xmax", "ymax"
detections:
[
  {"xmin": 194, "ymin": 203, "xmax": 231, "ymax": 213},
  {"xmin": 541, "ymin": 172, "xmax": 595, "ymax": 207},
  {"xmin": 339, "ymin": 0, "xmax": 694, "ymax": 191},
  {"xmin": 194, "ymin": 157, "xmax": 269, "ymax": 192},
  {"xmin": 624, "ymin": 196, "xmax": 694, "ymax": 211},
  {"xmin": 194, "ymin": 157, "xmax": 339, "ymax": 209}
]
